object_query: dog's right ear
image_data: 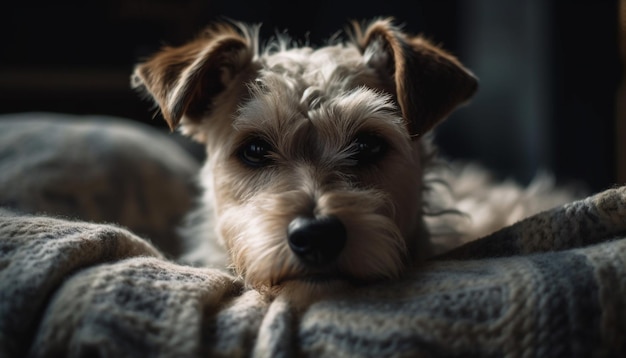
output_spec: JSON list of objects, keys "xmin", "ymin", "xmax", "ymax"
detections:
[{"xmin": 131, "ymin": 24, "xmax": 254, "ymax": 134}]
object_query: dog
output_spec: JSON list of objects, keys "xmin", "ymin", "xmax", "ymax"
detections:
[{"xmin": 131, "ymin": 18, "xmax": 478, "ymax": 299}]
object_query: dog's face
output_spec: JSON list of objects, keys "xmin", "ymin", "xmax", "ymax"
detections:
[{"xmin": 132, "ymin": 19, "xmax": 476, "ymax": 296}]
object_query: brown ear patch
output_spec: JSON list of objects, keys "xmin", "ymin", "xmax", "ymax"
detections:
[
  {"xmin": 355, "ymin": 19, "xmax": 478, "ymax": 136},
  {"xmin": 131, "ymin": 24, "xmax": 253, "ymax": 131}
]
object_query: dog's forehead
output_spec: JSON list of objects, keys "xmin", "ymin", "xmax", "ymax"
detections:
[
  {"xmin": 235, "ymin": 84, "xmax": 399, "ymax": 141},
  {"xmin": 257, "ymin": 44, "xmax": 377, "ymax": 97},
  {"xmin": 235, "ymin": 45, "xmax": 397, "ymax": 131}
]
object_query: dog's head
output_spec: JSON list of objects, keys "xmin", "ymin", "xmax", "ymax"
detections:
[{"xmin": 132, "ymin": 19, "xmax": 476, "ymax": 296}]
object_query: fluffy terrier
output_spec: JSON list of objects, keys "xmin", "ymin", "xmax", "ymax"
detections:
[{"xmin": 131, "ymin": 18, "xmax": 478, "ymax": 298}]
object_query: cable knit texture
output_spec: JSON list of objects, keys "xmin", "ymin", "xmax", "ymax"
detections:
[{"xmin": 1, "ymin": 114, "xmax": 625, "ymax": 357}]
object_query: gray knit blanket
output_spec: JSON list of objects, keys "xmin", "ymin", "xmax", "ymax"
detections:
[{"xmin": 1, "ymin": 113, "xmax": 625, "ymax": 357}]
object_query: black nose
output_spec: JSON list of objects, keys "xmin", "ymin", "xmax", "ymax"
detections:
[{"xmin": 287, "ymin": 215, "xmax": 347, "ymax": 266}]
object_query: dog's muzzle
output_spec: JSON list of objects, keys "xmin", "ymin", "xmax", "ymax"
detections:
[{"xmin": 287, "ymin": 215, "xmax": 346, "ymax": 266}]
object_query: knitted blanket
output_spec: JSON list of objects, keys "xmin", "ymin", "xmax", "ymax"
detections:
[{"xmin": 1, "ymin": 114, "xmax": 625, "ymax": 357}]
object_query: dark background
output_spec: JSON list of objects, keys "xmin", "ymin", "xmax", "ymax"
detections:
[{"xmin": 0, "ymin": 0, "xmax": 621, "ymax": 193}]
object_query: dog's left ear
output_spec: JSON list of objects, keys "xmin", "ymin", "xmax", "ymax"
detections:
[{"xmin": 355, "ymin": 19, "xmax": 478, "ymax": 136}]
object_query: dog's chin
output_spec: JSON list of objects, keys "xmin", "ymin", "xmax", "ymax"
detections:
[
  {"xmin": 278, "ymin": 272, "xmax": 350, "ymax": 286},
  {"xmin": 265, "ymin": 274, "xmax": 354, "ymax": 305},
  {"xmin": 243, "ymin": 266, "xmax": 355, "ymax": 302},
  {"xmin": 247, "ymin": 259, "xmax": 407, "ymax": 304}
]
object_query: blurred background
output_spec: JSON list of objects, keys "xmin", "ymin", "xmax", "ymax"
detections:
[{"xmin": 1, "ymin": 0, "xmax": 623, "ymax": 193}]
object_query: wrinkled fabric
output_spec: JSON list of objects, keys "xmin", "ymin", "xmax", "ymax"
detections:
[{"xmin": 1, "ymin": 186, "xmax": 625, "ymax": 357}]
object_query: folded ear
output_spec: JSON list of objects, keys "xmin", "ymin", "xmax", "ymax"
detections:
[
  {"xmin": 131, "ymin": 23, "xmax": 254, "ymax": 132},
  {"xmin": 354, "ymin": 19, "xmax": 478, "ymax": 136}
]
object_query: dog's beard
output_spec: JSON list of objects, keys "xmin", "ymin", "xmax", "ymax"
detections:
[{"xmin": 219, "ymin": 187, "xmax": 407, "ymax": 291}]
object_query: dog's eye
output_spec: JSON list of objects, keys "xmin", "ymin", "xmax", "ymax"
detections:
[
  {"xmin": 239, "ymin": 138, "xmax": 273, "ymax": 167},
  {"xmin": 349, "ymin": 133, "xmax": 388, "ymax": 165}
]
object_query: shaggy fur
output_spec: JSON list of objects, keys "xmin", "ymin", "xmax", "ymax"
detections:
[
  {"xmin": 132, "ymin": 18, "xmax": 478, "ymax": 299},
  {"xmin": 424, "ymin": 163, "xmax": 584, "ymax": 254}
]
